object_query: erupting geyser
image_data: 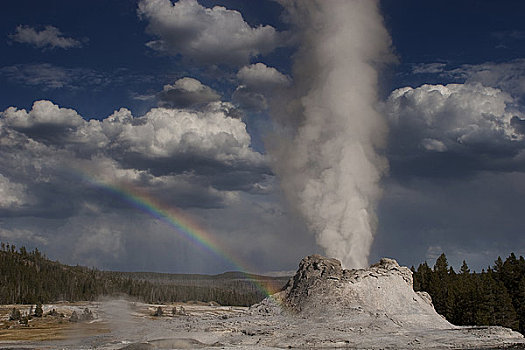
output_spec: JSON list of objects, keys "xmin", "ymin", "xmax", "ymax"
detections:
[{"xmin": 269, "ymin": 0, "xmax": 394, "ymax": 268}]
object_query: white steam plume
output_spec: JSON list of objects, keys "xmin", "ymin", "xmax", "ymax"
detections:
[{"xmin": 270, "ymin": 0, "xmax": 394, "ymax": 268}]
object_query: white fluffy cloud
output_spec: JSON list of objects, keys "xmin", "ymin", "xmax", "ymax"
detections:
[
  {"xmin": 3, "ymin": 100, "xmax": 84, "ymax": 129},
  {"xmin": 138, "ymin": 0, "xmax": 282, "ymax": 65},
  {"xmin": 386, "ymin": 83, "xmax": 523, "ymax": 156},
  {"xmin": 233, "ymin": 63, "xmax": 290, "ymax": 111},
  {"xmin": 9, "ymin": 25, "xmax": 82, "ymax": 50},
  {"xmin": 103, "ymin": 103, "xmax": 262, "ymax": 164},
  {"xmin": 237, "ymin": 63, "xmax": 291, "ymax": 89},
  {"xmin": 0, "ymin": 99, "xmax": 269, "ymax": 229},
  {"xmin": 157, "ymin": 77, "xmax": 220, "ymax": 108},
  {"xmin": 1, "ymin": 100, "xmax": 263, "ymax": 173}
]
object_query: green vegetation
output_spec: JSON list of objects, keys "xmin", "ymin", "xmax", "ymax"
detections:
[
  {"xmin": 413, "ymin": 252, "xmax": 525, "ymax": 334},
  {"xmin": 0, "ymin": 243, "xmax": 288, "ymax": 306}
]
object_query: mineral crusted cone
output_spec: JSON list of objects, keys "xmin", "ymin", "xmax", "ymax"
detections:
[{"xmin": 275, "ymin": 254, "xmax": 452, "ymax": 329}]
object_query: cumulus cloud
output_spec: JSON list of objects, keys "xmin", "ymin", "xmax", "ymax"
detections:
[
  {"xmin": 0, "ymin": 174, "xmax": 31, "ymax": 208},
  {"xmin": 3, "ymin": 100, "xmax": 83, "ymax": 128},
  {"xmin": 9, "ymin": 25, "xmax": 82, "ymax": 50},
  {"xmin": 103, "ymin": 103, "xmax": 264, "ymax": 169},
  {"xmin": 233, "ymin": 63, "xmax": 291, "ymax": 111},
  {"xmin": 137, "ymin": 0, "xmax": 282, "ymax": 65},
  {"xmin": 2, "ymin": 100, "xmax": 87, "ymax": 145},
  {"xmin": 411, "ymin": 59, "xmax": 525, "ymax": 100},
  {"xmin": 386, "ymin": 83, "xmax": 524, "ymax": 167},
  {"xmin": 237, "ymin": 63, "xmax": 291, "ymax": 89},
  {"xmin": 0, "ymin": 100, "xmax": 267, "ymax": 210},
  {"xmin": 157, "ymin": 77, "xmax": 220, "ymax": 108}
]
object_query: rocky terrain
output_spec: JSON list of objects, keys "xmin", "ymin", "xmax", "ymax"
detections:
[{"xmin": 1, "ymin": 255, "xmax": 524, "ymax": 349}]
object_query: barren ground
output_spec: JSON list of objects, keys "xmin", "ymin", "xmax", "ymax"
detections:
[{"xmin": 0, "ymin": 299, "xmax": 524, "ymax": 349}]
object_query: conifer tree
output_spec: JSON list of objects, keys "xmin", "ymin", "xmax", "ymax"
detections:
[
  {"xmin": 429, "ymin": 253, "xmax": 450, "ymax": 317},
  {"xmin": 34, "ymin": 302, "xmax": 43, "ymax": 317},
  {"xmin": 460, "ymin": 260, "xmax": 470, "ymax": 275}
]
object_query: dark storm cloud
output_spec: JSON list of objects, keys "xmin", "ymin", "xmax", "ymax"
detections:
[
  {"xmin": 117, "ymin": 152, "xmax": 270, "ymax": 183},
  {"xmin": 511, "ymin": 116, "xmax": 525, "ymax": 135},
  {"xmin": 9, "ymin": 124, "xmax": 78, "ymax": 145},
  {"xmin": 372, "ymin": 172, "xmax": 525, "ymax": 271},
  {"xmin": 0, "ymin": 184, "xmax": 82, "ymax": 219}
]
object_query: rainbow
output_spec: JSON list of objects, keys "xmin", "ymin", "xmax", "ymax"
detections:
[{"xmin": 75, "ymin": 171, "xmax": 282, "ymax": 299}]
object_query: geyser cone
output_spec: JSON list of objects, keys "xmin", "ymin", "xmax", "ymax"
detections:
[{"xmin": 279, "ymin": 254, "xmax": 453, "ymax": 329}]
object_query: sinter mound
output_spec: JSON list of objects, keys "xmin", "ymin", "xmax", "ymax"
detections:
[{"xmin": 261, "ymin": 255, "xmax": 476, "ymax": 329}]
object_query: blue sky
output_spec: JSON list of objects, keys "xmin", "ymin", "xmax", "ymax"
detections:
[{"xmin": 1, "ymin": 0, "xmax": 525, "ymax": 274}]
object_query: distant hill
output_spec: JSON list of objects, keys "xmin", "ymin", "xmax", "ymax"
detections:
[
  {"xmin": 0, "ymin": 243, "xmax": 289, "ymax": 306},
  {"xmin": 122, "ymin": 270, "xmax": 289, "ymax": 281}
]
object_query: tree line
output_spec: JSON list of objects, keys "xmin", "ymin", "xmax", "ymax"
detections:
[
  {"xmin": 0, "ymin": 243, "xmax": 285, "ymax": 306},
  {"xmin": 413, "ymin": 252, "xmax": 525, "ymax": 334}
]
